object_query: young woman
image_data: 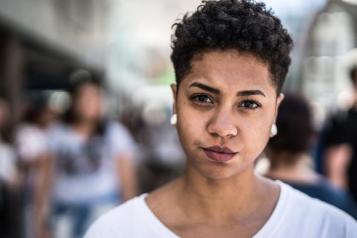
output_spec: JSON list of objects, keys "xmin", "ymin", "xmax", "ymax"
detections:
[
  {"xmin": 86, "ymin": 1, "xmax": 357, "ymax": 237},
  {"xmin": 49, "ymin": 74, "xmax": 138, "ymax": 238}
]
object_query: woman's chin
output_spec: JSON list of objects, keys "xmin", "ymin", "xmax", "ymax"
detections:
[{"xmin": 193, "ymin": 164, "xmax": 246, "ymax": 181}]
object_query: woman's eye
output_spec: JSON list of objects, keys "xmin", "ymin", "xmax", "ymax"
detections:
[
  {"xmin": 239, "ymin": 100, "xmax": 261, "ymax": 110},
  {"xmin": 190, "ymin": 95, "xmax": 214, "ymax": 105}
]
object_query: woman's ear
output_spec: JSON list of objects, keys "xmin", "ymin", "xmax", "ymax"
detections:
[
  {"xmin": 274, "ymin": 93, "xmax": 284, "ymax": 121},
  {"xmin": 171, "ymin": 84, "xmax": 177, "ymax": 114},
  {"xmin": 277, "ymin": 93, "xmax": 284, "ymax": 108}
]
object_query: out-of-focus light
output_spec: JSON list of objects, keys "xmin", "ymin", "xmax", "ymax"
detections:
[
  {"xmin": 342, "ymin": 0, "xmax": 357, "ymax": 5},
  {"xmin": 142, "ymin": 102, "xmax": 167, "ymax": 126},
  {"xmin": 49, "ymin": 91, "xmax": 70, "ymax": 113},
  {"xmin": 337, "ymin": 90, "xmax": 354, "ymax": 110},
  {"xmin": 69, "ymin": 69, "xmax": 92, "ymax": 85},
  {"xmin": 255, "ymin": 157, "xmax": 270, "ymax": 175}
]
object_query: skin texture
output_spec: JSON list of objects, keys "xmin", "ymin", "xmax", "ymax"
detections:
[
  {"xmin": 174, "ymin": 50, "xmax": 281, "ymax": 181},
  {"xmin": 147, "ymin": 50, "xmax": 284, "ymax": 238}
]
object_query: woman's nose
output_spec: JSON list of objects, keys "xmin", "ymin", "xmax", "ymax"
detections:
[{"xmin": 207, "ymin": 110, "xmax": 238, "ymax": 138}]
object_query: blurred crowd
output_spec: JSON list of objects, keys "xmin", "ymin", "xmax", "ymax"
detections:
[
  {"xmin": 2, "ymin": 60, "xmax": 357, "ymax": 238},
  {"xmin": 262, "ymin": 65, "xmax": 357, "ymax": 220},
  {"xmin": 2, "ymin": 0, "xmax": 357, "ymax": 237},
  {"xmin": 0, "ymin": 70, "xmax": 184, "ymax": 238}
]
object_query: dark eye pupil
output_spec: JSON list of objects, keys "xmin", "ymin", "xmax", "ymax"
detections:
[
  {"xmin": 198, "ymin": 95, "xmax": 209, "ymax": 102},
  {"xmin": 243, "ymin": 101, "xmax": 257, "ymax": 108}
]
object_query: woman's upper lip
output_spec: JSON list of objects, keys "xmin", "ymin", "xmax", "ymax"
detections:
[{"xmin": 204, "ymin": 146, "xmax": 237, "ymax": 154}]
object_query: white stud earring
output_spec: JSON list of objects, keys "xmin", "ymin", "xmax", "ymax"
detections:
[
  {"xmin": 270, "ymin": 124, "xmax": 277, "ymax": 137},
  {"xmin": 170, "ymin": 114, "xmax": 177, "ymax": 126}
]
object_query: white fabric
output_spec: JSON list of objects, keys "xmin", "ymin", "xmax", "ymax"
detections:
[
  {"xmin": 16, "ymin": 124, "xmax": 49, "ymax": 161},
  {"xmin": 0, "ymin": 142, "xmax": 17, "ymax": 183},
  {"xmin": 85, "ymin": 181, "xmax": 357, "ymax": 238},
  {"xmin": 49, "ymin": 121, "xmax": 136, "ymax": 203}
]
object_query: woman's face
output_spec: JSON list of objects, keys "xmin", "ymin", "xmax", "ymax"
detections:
[
  {"xmin": 172, "ymin": 50, "xmax": 283, "ymax": 180},
  {"xmin": 73, "ymin": 83, "xmax": 103, "ymax": 122}
]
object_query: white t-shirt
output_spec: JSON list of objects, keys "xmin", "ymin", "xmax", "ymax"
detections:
[
  {"xmin": 16, "ymin": 124, "xmax": 49, "ymax": 161},
  {"xmin": 49, "ymin": 121, "xmax": 136, "ymax": 204},
  {"xmin": 0, "ymin": 142, "xmax": 17, "ymax": 183},
  {"xmin": 85, "ymin": 181, "xmax": 357, "ymax": 238}
]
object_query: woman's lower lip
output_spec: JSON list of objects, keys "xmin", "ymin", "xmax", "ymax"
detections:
[{"xmin": 203, "ymin": 149, "xmax": 236, "ymax": 162}]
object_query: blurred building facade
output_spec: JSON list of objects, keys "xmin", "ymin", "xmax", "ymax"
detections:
[
  {"xmin": 0, "ymin": 0, "xmax": 109, "ymax": 129},
  {"xmin": 0, "ymin": 0, "xmax": 108, "ymax": 70},
  {"xmin": 301, "ymin": 0, "xmax": 357, "ymax": 122}
]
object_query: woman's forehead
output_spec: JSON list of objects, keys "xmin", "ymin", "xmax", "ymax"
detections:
[{"xmin": 182, "ymin": 51, "xmax": 275, "ymax": 94}]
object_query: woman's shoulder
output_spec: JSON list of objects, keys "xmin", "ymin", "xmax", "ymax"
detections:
[
  {"xmin": 256, "ymin": 181, "xmax": 357, "ymax": 237},
  {"xmin": 85, "ymin": 194, "xmax": 148, "ymax": 237},
  {"xmin": 277, "ymin": 182, "xmax": 357, "ymax": 236},
  {"xmin": 85, "ymin": 190, "xmax": 179, "ymax": 238}
]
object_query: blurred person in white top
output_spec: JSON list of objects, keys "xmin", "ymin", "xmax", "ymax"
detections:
[
  {"xmin": 48, "ymin": 72, "xmax": 138, "ymax": 238},
  {"xmin": 15, "ymin": 94, "xmax": 56, "ymax": 238},
  {"xmin": 0, "ymin": 98, "xmax": 21, "ymax": 238},
  {"xmin": 0, "ymin": 98, "xmax": 17, "ymax": 185}
]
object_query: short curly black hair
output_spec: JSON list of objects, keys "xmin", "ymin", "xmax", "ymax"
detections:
[{"xmin": 171, "ymin": 0, "xmax": 293, "ymax": 93}]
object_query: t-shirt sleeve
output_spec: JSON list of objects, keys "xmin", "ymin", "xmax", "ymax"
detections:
[
  {"xmin": 107, "ymin": 122, "xmax": 137, "ymax": 159},
  {"xmin": 16, "ymin": 126, "xmax": 49, "ymax": 161},
  {"xmin": 84, "ymin": 206, "xmax": 126, "ymax": 238},
  {"xmin": 84, "ymin": 222, "xmax": 102, "ymax": 238},
  {"xmin": 0, "ymin": 146, "xmax": 17, "ymax": 182},
  {"xmin": 313, "ymin": 199, "xmax": 357, "ymax": 237},
  {"xmin": 345, "ymin": 215, "xmax": 357, "ymax": 237}
]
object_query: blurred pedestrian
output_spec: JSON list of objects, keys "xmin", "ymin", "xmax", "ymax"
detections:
[
  {"xmin": 0, "ymin": 98, "xmax": 21, "ymax": 238},
  {"xmin": 0, "ymin": 98, "xmax": 18, "ymax": 187},
  {"xmin": 16, "ymin": 94, "xmax": 55, "ymax": 238},
  {"xmin": 266, "ymin": 93, "xmax": 357, "ymax": 219},
  {"xmin": 49, "ymin": 72, "xmax": 138, "ymax": 238},
  {"xmin": 319, "ymin": 108, "xmax": 351, "ymax": 190},
  {"xmin": 321, "ymin": 64, "xmax": 357, "ymax": 204}
]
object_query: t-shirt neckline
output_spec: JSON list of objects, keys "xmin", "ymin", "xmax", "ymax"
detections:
[
  {"xmin": 137, "ymin": 181, "xmax": 289, "ymax": 238},
  {"xmin": 253, "ymin": 181, "xmax": 289, "ymax": 237},
  {"xmin": 136, "ymin": 194, "xmax": 180, "ymax": 237}
]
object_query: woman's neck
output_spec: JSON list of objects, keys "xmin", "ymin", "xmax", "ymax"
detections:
[
  {"xmin": 146, "ymin": 165, "xmax": 280, "ymax": 237},
  {"xmin": 176, "ymin": 166, "xmax": 279, "ymax": 223}
]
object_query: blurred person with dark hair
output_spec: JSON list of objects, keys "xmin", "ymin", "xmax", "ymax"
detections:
[
  {"xmin": 266, "ymin": 93, "xmax": 357, "ymax": 219},
  {"xmin": 15, "ymin": 94, "xmax": 56, "ymax": 238},
  {"xmin": 321, "ymin": 64, "xmax": 357, "ymax": 205},
  {"xmin": 0, "ymin": 98, "xmax": 21, "ymax": 238},
  {"xmin": 48, "ymin": 72, "xmax": 138, "ymax": 238},
  {"xmin": 86, "ymin": 1, "xmax": 357, "ymax": 237}
]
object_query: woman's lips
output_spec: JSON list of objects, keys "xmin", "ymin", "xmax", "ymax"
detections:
[{"xmin": 202, "ymin": 146, "xmax": 237, "ymax": 162}]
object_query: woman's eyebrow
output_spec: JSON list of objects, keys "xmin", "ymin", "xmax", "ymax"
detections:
[
  {"xmin": 189, "ymin": 82, "xmax": 266, "ymax": 97},
  {"xmin": 189, "ymin": 82, "xmax": 220, "ymax": 95},
  {"xmin": 237, "ymin": 90, "xmax": 266, "ymax": 97}
]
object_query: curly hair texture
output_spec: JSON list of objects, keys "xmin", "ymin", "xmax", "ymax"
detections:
[{"xmin": 171, "ymin": 0, "xmax": 293, "ymax": 93}]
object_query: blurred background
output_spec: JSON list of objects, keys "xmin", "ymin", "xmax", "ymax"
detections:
[{"xmin": 1, "ymin": 0, "xmax": 357, "ymax": 237}]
